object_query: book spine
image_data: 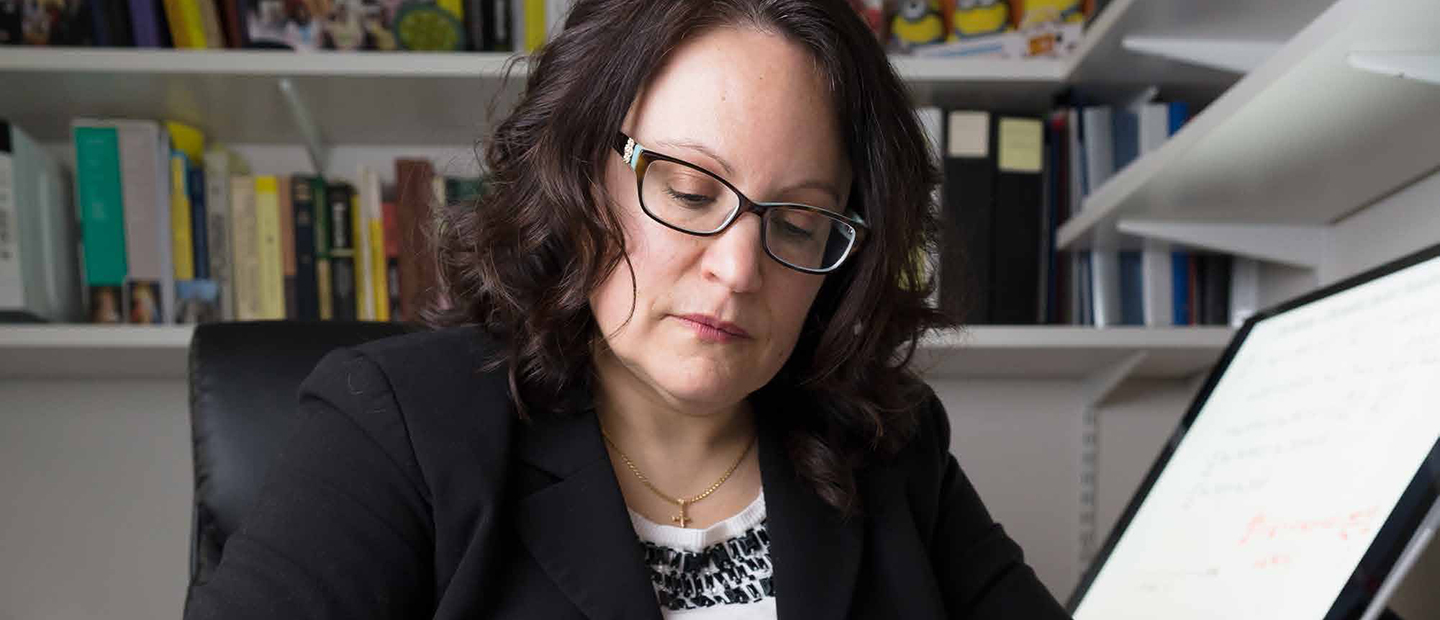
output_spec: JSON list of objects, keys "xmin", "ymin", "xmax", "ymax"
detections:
[
  {"xmin": 188, "ymin": 165, "xmax": 209, "ymax": 280},
  {"xmin": 395, "ymin": 159, "xmax": 436, "ymax": 322},
  {"xmin": 229, "ymin": 176, "xmax": 260, "ymax": 320},
  {"xmin": 523, "ymin": 0, "xmax": 545, "ymax": 51},
  {"xmin": 940, "ymin": 110, "xmax": 994, "ymax": 324},
  {"xmin": 913, "ymin": 106, "xmax": 943, "ymax": 309},
  {"xmin": 488, "ymin": 0, "xmax": 512, "ymax": 50},
  {"xmin": 1229, "ymin": 257, "xmax": 1260, "ymax": 327},
  {"xmin": 129, "ymin": 0, "xmax": 163, "ymax": 47},
  {"xmin": 254, "ymin": 176, "xmax": 284, "ymax": 319},
  {"xmin": 327, "ymin": 183, "xmax": 357, "ymax": 321},
  {"xmin": 170, "ymin": 152, "xmax": 195, "ymax": 281},
  {"xmin": 195, "ymin": 0, "xmax": 224, "ymax": 48},
  {"xmin": 370, "ymin": 217, "xmax": 388, "ymax": 321},
  {"xmin": 110, "ymin": 122, "xmax": 165, "ymax": 324},
  {"xmin": 73, "ymin": 125, "xmax": 129, "ymax": 289},
  {"xmin": 382, "ymin": 200, "xmax": 402, "ymax": 322},
  {"xmin": 3, "ymin": 123, "xmax": 80, "ymax": 322},
  {"xmin": 990, "ymin": 115, "xmax": 1045, "ymax": 325},
  {"xmin": 161, "ymin": 0, "xmax": 202, "ymax": 47},
  {"xmin": 310, "ymin": 177, "xmax": 333, "ymax": 320},
  {"xmin": 355, "ymin": 168, "xmax": 379, "ymax": 321},
  {"xmin": 1141, "ymin": 243, "xmax": 1174, "ymax": 327},
  {"xmin": 278, "ymin": 176, "xmax": 297, "ymax": 319},
  {"xmin": 203, "ymin": 150, "xmax": 234, "ymax": 321},
  {"xmin": 291, "ymin": 175, "xmax": 319, "ymax": 321},
  {"xmin": 1117, "ymin": 250, "xmax": 1143, "ymax": 325},
  {"xmin": 0, "ymin": 125, "xmax": 19, "ymax": 312},
  {"xmin": 219, "ymin": 0, "xmax": 244, "ymax": 47}
]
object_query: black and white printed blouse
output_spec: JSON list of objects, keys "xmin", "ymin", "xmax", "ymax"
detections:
[{"xmin": 628, "ymin": 491, "xmax": 776, "ymax": 619}]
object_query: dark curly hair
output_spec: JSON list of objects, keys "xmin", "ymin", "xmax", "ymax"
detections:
[{"xmin": 425, "ymin": 0, "xmax": 958, "ymax": 516}]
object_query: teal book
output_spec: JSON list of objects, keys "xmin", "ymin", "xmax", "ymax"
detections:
[{"xmin": 73, "ymin": 125, "xmax": 129, "ymax": 291}]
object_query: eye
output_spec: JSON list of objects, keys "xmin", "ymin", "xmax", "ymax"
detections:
[{"xmin": 664, "ymin": 186, "xmax": 717, "ymax": 209}]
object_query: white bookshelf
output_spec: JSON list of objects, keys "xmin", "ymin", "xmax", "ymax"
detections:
[
  {"xmin": 0, "ymin": 47, "xmax": 1068, "ymax": 145},
  {"xmin": 8, "ymin": 3, "xmax": 1440, "ymax": 615},
  {"xmin": 1057, "ymin": 0, "xmax": 1440, "ymax": 274},
  {"xmin": 0, "ymin": 324, "xmax": 1234, "ymax": 381}
]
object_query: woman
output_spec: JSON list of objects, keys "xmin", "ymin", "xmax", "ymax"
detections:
[{"xmin": 184, "ymin": 0, "xmax": 1071, "ymax": 618}]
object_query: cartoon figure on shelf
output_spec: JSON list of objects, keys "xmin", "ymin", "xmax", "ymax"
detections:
[
  {"xmin": 1019, "ymin": 0, "xmax": 1084, "ymax": 27},
  {"xmin": 949, "ymin": 0, "xmax": 1012, "ymax": 40},
  {"xmin": 890, "ymin": 0, "xmax": 946, "ymax": 51}
]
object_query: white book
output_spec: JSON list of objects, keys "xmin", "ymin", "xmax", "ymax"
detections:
[
  {"xmin": 111, "ymin": 120, "xmax": 173, "ymax": 324},
  {"xmin": 1230, "ymin": 257, "xmax": 1261, "ymax": 327},
  {"xmin": 229, "ymin": 176, "xmax": 261, "ymax": 321},
  {"xmin": 1080, "ymin": 106, "xmax": 1114, "ymax": 200},
  {"xmin": 204, "ymin": 148, "xmax": 248, "ymax": 322},
  {"xmin": 0, "ymin": 121, "xmax": 80, "ymax": 322},
  {"xmin": 1080, "ymin": 106, "xmax": 1121, "ymax": 327},
  {"xmin": 1135, "ymin": 103, "xmax": 1169, "ymax": 155},
  {"xmin": 1141, "ymin": 243, "xmax": 1174, "ymax": 327},
  {"xmin": 1133, "ymin": 103, "xmax": 1175, "ymax": 327},
  {"xmin": 545, "ymin": 0, "xmax": 573, "ymax": 41},
  {"xmin": 1090, "ymin": 250, "xmax": 1122, "ymax": 327}
]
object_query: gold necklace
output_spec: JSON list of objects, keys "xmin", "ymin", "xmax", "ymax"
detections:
[{"xmin": 600, "ymin": 427, "xmax": 753, "ymax": 528}]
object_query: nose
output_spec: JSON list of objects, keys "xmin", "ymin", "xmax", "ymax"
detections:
[{"xmin": 701, "ymin": 212, "xmax": 765, "ymax": 294}]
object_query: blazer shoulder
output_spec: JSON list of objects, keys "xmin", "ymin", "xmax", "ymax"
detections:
[
  {"xmin": 348, "ymin": 325, "xmax": 512, "ymax": 412},
  {"xmin": 304, "ymin": 326, "xmax": 518, "ymax": 491}
]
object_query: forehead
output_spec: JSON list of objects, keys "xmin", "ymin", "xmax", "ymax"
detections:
[{"xmin": 625, "ymin": 27, "xmax": 848, "ymax": 186}]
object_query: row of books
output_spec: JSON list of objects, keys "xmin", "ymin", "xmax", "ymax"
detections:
[
  {"xmin": 0, "ymin": 0, "xmax": 574, "ymax": 53},
  {"xmin": 0, "ymin": 117, "xmax": 475, "ymax": 325},
  {"xmin": 850, "ymin": 0, "xmax": 1106, "ymax": 58},
  {"xmin": 918, "ymin": 97, "xmax": 1258, "ymax": 327}
]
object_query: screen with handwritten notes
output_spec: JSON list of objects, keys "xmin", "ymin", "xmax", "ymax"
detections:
[{"xmin": 1073, "ymin": 250, "xmax": 1440, "ymax": 620}]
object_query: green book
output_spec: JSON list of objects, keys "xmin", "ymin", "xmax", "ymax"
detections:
[{"xmin": 73, "ymin": 125, "xmax": 128, "ymax": 287}]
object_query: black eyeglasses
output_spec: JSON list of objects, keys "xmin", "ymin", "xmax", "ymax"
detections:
[{"xmin": 612, "ymin": 132, "xmax": 868, "ymax": 274}]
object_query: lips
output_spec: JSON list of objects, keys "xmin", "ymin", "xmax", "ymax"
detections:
[{"xmin": 676, "ymin": 313, "xmax": 751, "ymax": 339}]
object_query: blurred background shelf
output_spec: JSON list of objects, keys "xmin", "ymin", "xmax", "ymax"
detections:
[
  {"xmin": 0, "ymin": 324, "xmax": 196, "ymax": 380},
  {"xmin": 916, "ymin": 325, "xmax": 1233, "ymax": 381},
  {"xmin": 1057, "ymin": 0, "xmax": 1440, "ymax": 265},
  {"xmin": 0, "ymin": 323, "xmax": 1234, "ymax": 381},
  {"xmin": 0, "ymin": 48, "xmax": 1072, "ymax": 145}
]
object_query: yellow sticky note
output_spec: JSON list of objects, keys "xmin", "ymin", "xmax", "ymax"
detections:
[{"xmin": 998, "ymin": 118, "xmax": 1044, "ymax": 173}]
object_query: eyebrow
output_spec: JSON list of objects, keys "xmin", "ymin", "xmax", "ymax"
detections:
[{"xmin": 651, "ymin": 138, "xmax": 845, "ymax": 207}]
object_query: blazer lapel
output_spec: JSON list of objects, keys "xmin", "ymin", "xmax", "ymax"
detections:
[
  {"xmin": 758, "ymin": 395, "xmax": 864, "ymax": 620},
  {"xmin": 513, "ymin": 408, "xmax": 663, "ymax": 620}
]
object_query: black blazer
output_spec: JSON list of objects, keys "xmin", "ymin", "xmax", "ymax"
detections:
[{"xmin": 183, "ymin": 326, "xmax": 1071, "ymax": 619}]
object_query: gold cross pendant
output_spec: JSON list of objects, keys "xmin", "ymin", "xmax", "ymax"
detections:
[{"xmin": 671, "ymin": 499, "xmax": 691, "ymax": 527}]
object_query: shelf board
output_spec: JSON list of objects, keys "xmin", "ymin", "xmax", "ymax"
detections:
[
  {"xmin": 914, "ymin": 325, "xmax": 1234, "ymax": 380},
  {"xmin": 0, "ymin": 324, "xmax": 1233, "ymax": 381},
  {"xmin": 1068, "ymin": 0, "xmax": 1335, "ymax": 101},
  {"xmin": 0, "ymin": 48, "xmax": 1069, "ymax": 145},
  {"xmin": 0, "ymin": 325, "xmax": 195, "ymax": 380},
  {"xmin": 1058, "ymin": 0, "xmax": 1440, "ymax": 253}
]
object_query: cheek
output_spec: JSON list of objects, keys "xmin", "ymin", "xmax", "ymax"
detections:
[{"xmin": 768, "ymin": 273, "xmax": 826, "ymax": 343}]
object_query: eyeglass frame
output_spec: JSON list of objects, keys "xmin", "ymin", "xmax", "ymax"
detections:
[{"xmin": 611, "ymin": 131, "xmax": 869, "ymax": 275}]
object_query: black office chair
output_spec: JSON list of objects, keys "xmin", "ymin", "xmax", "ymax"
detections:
[{"xmin": 184, "ymin": 320, "xmax": 413, "ymax": 595}]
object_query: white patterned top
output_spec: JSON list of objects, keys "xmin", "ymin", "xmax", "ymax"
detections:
[{"xmin": 628, "ymin": 491, "xmax": 777, "ymax": 619}]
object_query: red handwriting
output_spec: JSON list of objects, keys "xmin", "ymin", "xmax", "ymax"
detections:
[{"xmin": 1238, "ymin": 506, "xmax": 1381, "ymax": 546}]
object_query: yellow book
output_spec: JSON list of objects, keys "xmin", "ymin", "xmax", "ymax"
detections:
[
  {"xmin": 524, "ymin": 0, "xmax": 546, "ymax": 52},
  {"xmin": 351, "ymin": 193, "xmax": 368, "ymax": 320},
  {"xmin": 254, "ymin": 176, "xmax": 285, "ymax": 319},
  {"xmin": 170, "ymin": 153, "xmax": 194, "ymax": 281},
  {"xmin": 161, "ymin": 0, "xmax": 208, "ymax": 48},
  {"xmin": 369, "ymin": 219, "xmax": 389, "ymax": 322}
]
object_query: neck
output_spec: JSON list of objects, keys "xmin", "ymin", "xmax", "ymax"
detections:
[{"xmin": 590, "ymin": 347, "xmax": 757, "ymax": 487}]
